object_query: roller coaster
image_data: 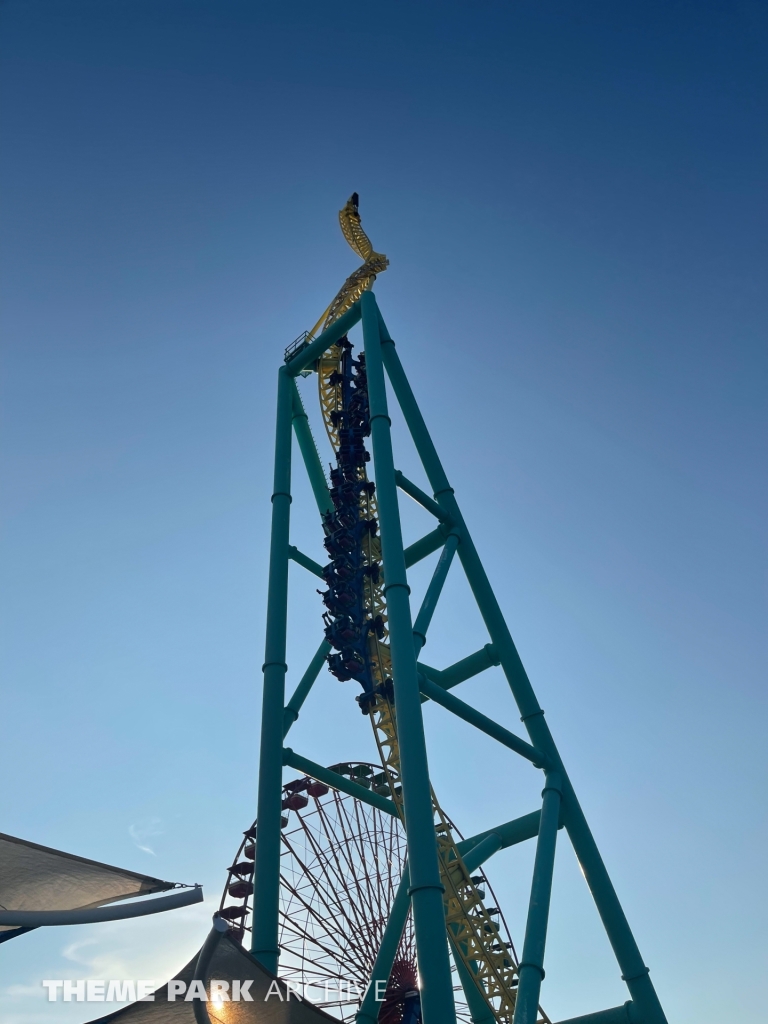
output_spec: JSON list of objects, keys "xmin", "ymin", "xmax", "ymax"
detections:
[{"xmin": 234, "ymin": 197, "xmax": 669, "ymax": 1024}]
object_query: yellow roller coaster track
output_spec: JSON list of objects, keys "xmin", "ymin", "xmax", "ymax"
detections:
[{"xmin": 309, "ymin": 196, "xmax": 550, "ymax": 1024}]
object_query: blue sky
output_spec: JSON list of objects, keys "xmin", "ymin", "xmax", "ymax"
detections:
[{"xmin": 0, "ymin": 2, "xmax": 765, "ymax": 1022}]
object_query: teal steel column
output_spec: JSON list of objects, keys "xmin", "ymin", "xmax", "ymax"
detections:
[
  {"xmin": 379, "ymin": 326, "xmax": 668, "ymax": 1024},
  {"xmin": 356, "ymin": 869, "xmax": 412, "ymax": 1024},
  {"xmin": 513, "ymin": 773, "xmax": 562, "ymax": 1024},
  {"xmin": 361, "ymin": 291, "xmax": 457, "ymax": 1024},
  {"xmin": 251, "ymin": 366, "xmax": 293, "ymax": 973}
]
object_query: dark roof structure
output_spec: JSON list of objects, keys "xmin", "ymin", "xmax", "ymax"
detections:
[{"xmin": 85, "ymin": 931, "xmax": 339, "ymax": 1024}]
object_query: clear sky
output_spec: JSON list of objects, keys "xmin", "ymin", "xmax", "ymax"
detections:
[{"xmin": 0, "ymin": 2, "xmax": 765, "ymax": 1023}]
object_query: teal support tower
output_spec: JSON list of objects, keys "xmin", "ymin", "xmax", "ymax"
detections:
[{"xmin": 249, "ymin": 197, "xmax": 668, "ymax": 1024}]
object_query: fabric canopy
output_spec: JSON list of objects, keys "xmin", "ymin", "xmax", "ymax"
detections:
[
  {"xmin": 86, "ymin": 933, "xmax": 338, "ymax": 1024},
  {"xmin": 0, "ymin": 832, "xmax": 176, "ymax": 943}
]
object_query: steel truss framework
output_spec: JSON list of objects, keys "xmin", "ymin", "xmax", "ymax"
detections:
[{"xmin": 251, "ymin": 289, "xmax": 668, "ymax": 1024}]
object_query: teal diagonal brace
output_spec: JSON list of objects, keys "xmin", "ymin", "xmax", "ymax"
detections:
[
  {"xmin": 290, "ymin": 379, "xmax": 332, "ymax": 515},
  {"xmin": 457, "ymin": 810, "xmax": 544, "ymax": 859},
  {"xmin": 450, "ymin": 938, "xmax": 497, "ymax": 1024},
  {"xmin": 356, "ymin": 869, "xmax": 412, "ymax": 1024},
  {"xmin": 282, "ymin": 747, "xmax": 398, "ymax": 817},
  {"xmin": 413, "ymin": 532, "xmax": 460, "ymax": 654},
  {"xmin": 404, "ymin": 525, "xmax": 449, "ymax": 568},
  {"xmin": 285, "ymin": 300, "xmax": 362, "ymax": 377},
  {"xmin": 288, "ymin": 545, "xmax": 325, "ymax": 579},
  {"xmin": 553, "ymin": 1004, "xmax": 640, "ymax": 1024},
  {"xmin": 460, "ymin": 832, "xmax": 503, "ymax": 876},
  {"xmin": 418, "ymin": 643, "xmax": 500, "ymax": 703},
  {"xmin": 361, "ymin": 290, "xmax": 457, "ymax": 1024},
  {"xmin": 418, "ymin": 673, "xmax": 550, "ymax": 769},
  {"xmin": 439, "ymin": 643, "xmax": 500, "ymax": 686},
  {"xmin": 283, "ymin": 640, "xmax": 331, "ymax": 737},
  {"xmin": 396, "ymin": 469, "xmax": 452, "ymax": 523}
]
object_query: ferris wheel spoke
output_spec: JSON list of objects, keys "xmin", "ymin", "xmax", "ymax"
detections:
[
  {"xmin": 375, "ymin": 806, "xmax": 396, "ymax": 915},
  {"xmin": 291, "ymin": 804, "xmax": 366, "ymax": 924},
  {"xmin": 386, "ymin": 815, "xmax": 401, "ymax": 906},
  {"xmin": 280, "ymin": 849, "xmax": 360, "ymax": 944},
  {"xmin": 348, "ymin": 799, "xmax": 388, "ymax": 930},
  {"xmin": 278, "ymin": 899, "xmax": 361, "ymax": 965},
  {"xmin": 321, "ymin": 792, "xmax": 378, "ymax": 921},
  {"xmin": 278, "ymin": 913, "xmax": 366, "ymax": 977},
  {"xmin": 282, "ymin": 858, "xmax": 373, "ymax": 966},
  {"xmin": 280, "ymin": 919, "xmax": 372, "ymax": 984},
  {"xmin": 373, "ymin": 805, "xmax": 399, "ymax": 918},
  {"xmin": 279, "ymin": 837, "xmax": 365, "ymax": 948},
  {"xmin": 285, "ymin": 819, "xmax": 362, "ymax": 920},
  {"xmin": 278, "ymin": 937, "xmax": 367, "ymax": 982},
  {"xmin": 338, "ymin": 796, "xmax": 398, "ymax": 938},
  {"xmin": 312, "ymin": 796, "xmax": 382, "ymax": 957},
  {"xmin": 322, "ymin": 792, "xmax": 385, "ymax": 943},
  {"xmin": 290, "ymin": 806, "xmax": 375, "ymax": 947}
]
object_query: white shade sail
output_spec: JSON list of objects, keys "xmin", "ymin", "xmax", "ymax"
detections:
[{"xmin": 0, "ymin": 832, "xmax": 177, "ymax": 942}]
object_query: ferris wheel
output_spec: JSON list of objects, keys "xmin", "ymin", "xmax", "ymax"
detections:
[{"xmin": 219, "ymin": 763, "xmax": 520, "ymax": 1023}]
